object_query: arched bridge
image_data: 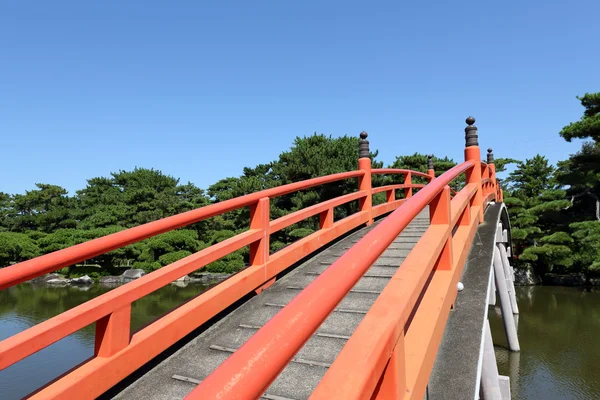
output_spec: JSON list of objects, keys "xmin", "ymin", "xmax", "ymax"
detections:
[{"xmin": 0, "ymin": 117, "xmax": 520, "ymax": 400}]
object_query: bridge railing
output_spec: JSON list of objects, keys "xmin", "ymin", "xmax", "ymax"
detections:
[
  {"xmin": 0, "ymin": 133, "xmax": 436, "ymax": 398},
  {"xmin": 186, "ymin": 117, "xmax": 502, "ymax": 400}
]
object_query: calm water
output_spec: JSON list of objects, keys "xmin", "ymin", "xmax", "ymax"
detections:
[
  {"xmin": 1, "ymin": 284, "xmax": 599, "ymax": 399},
  {"xmin": 0, "ymin": 281, "xmax": 212, "ymax": 400},
  {"xmin": 489, "ymin": 286, "xmax": 600, "ymax": 399}
]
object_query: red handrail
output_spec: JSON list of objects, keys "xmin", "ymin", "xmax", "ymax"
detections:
[
  {"xmin": 0, "ymin": 161, "xmax": 427, "ymax": 399},
  {"xmin": 185, "ymin": 161, "xmax": 474, "ymax": 400},
  {"xmin": 0, "ymin": 121, "xmax": 502, "ymax": 399},
  {"xmin": 0, "ymin": 170, "xmax": 364, "ymax": 290},
  {"xmin": 371, "ymin": 168, "xmax": 432, "ymax": 180}
]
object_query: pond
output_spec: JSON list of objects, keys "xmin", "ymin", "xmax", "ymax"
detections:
[
  {"xmin": 1, "ymin": 284, "xmax": 599, "ymax": 399},
  {"xmin": 0, "ymin": 281, "xmax": 212, "ymax": 399},
  {"xmin": 489, "ymin": 286, "xmax": 600, "ymax": 399}
]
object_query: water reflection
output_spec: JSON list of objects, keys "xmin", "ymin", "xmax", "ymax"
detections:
[
  {"xmin": 0, "ymin": 281, "xmax": 212, "ymax": 400},
  {"xmin": 489, "ymin": 286, "xmax": 600, "ymax": 399}
]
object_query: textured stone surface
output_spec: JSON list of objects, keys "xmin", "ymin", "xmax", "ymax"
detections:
[
  {"xmin": 109, "ymin": 209, "xmax": 430, "ymax": 400},
  {"xmin": 29, "ymin": 273, "xmax": 65, "ymax": 283},
  {"xmin": 46, "ymin": 278, "xmax": 71, "ymax": 285},
  {"xmin": 121, "ymin": 269, "xmax": 146, "ymax": 280},
  {"xmin": 100, "ymin": 276, "xmax": 122, "ymax": 283},
  {"xmin": 514, "ymin": 265, "xmax": 541, "ymax": 286},
  {"xmin": 71, "ymin": 275, "xmax": 94, "ymax": 285},
  {"xmin": 189, "ymin": 272, "xmax": 231, "ymax": 284}
]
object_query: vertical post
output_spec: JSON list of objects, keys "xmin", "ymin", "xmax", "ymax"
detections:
[
  {"xmin": 404, "ymin": 172, "xmax": 412, "ymax": 198},
  {"xmin": 464, "ymin": 116, "xmax": 484, "ymax": 222},
  {"xmin": 373, "ymin": 335, "xmax": 406, "ymax": 399},
  {"xmin": 488, "ymin": 148, "xmax": 498, "ymax": 201},
  {"xmin": 95, "ymin": 305, "xmax": 131, "ymax": 357},
  {"xmin": 498, "ymin": 243, "xmax": 519, "ymax": 314},
  {"xmin": 427, "ymin": 154, "xmax": 435, "ymax": 179},
  {"xmin": 493, "ymin": 247, "xmax": 520, "ymax": 351},
  {"xmin": 250, "ymin": 197, "xmax": 273, "ymax": 294},
  {"xmin": 319, "ymin": 208, "xmax": 334, "ymax": 229},
  {"xmin": 386, "ymin": 188, "xmax": 395, "ymax": 203},
  {"xmin": 358, "ymin": 131, "xmax": 373, "ymax": 226},
  {"xmin": 429, "ymin": 186, "xmax": 453, "ymax": 270},
  {"xmin": 488, "ymin": 268, "xmax": 496, "ymax": 306},
  {"xmin": 480, "ymin": 321, "xmax": 502, "ymax": 400},
  {"xmin": 250, "ymin": 197, "xmax": 270, "ymax": 266}
]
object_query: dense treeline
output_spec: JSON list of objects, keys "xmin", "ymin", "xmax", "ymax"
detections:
[
  {"xmin": 504, "ymin": 93, "xmax": 600, "ymax": 277},
  {"xmin": 0, "ymin": 135, "xmax": 464, "ymax": 278},
  {"xmin": 1, "ymin": 93, "xmax": 598, "ymax": 280}
]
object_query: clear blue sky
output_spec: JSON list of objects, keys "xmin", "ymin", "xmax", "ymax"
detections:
[{"xmin": 1, "ymin": 1, "xmax": 598, "ymax": 195}]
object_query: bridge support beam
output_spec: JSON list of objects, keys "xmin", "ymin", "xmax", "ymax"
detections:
[
  {"xmin": 497, "ymin": 243, "xmax": 519, "ymax": 315},
  {"xmin": 488, "ymin": 269, "xmax": 496, "ymax": 306},
  {"xmin": 480, "ymin": 321, "xmax": 502, "ymax": 400},
  {"xmin": 493, "ymin": 247, "xmax": 520, "ymax": 352}
]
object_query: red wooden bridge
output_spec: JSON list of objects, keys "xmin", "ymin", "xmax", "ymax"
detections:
[{"xmin": 0, "ymin": 117, "xmax": 520, "ymax": 400}]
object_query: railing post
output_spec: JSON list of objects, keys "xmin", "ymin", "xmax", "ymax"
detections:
[
  {"xmin": 358, "ymin": 131, "xmax": 373, "ymax": 226},
  {"xmin": 488, "ymin": 148, "xmax": 498, "ymax": 201},
  {"xmin": 250, "ymin": 197, "xmax": 270, "ymax": 266},
  {"xmin": 427, "ymin": 154, "xmax": 435, "ymax": 179},
  {"xmin": 464, "ymin": 116, "xmax": 484, "ymax": 222},
  {"xmin": 404, "ymin": 172, "xmax": 412, "ymax": 198},
  {"xmin": 372, "ymin": 334, "xmax": 406, "ymax": 399},
  {"xmin": 250, "ymin": 197, "xmax": 273, "ymax": 294},
  {"xmin": 429, "ymin": 186, "xmax": 453, "ymax": 270},
  {"xmin": 95, "ymin": 305, "xmax": 131, "ymax": 357},
  {"xmin": 319, "ymin": 208, "xmax": 334, "ymax": 229},
  {"xmin": 385, "ymin": 188, "xmax": 395, "ymax": 203}
]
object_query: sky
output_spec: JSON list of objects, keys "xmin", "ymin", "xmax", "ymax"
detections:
[{"xmin": 1, "ymin": 1, "xmax": 598, "ymax": 195}]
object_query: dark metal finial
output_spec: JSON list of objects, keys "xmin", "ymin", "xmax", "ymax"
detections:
[
  {"xmin": 359, "ymin": 131, "xmax": 370, "ymax": 158},
  {"xmin": 487, "ymin": 148, "xmax": 494, "ymax": 164},
  {"xmin": 427, "ymin": 154, "xmax": 434, "ymax": 170},
  {"xmin": 465, "ymin": 116, "xmax": 478, "ymax": 147}
]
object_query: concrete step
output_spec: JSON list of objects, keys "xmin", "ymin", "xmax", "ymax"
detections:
[{"xmin": 111, "ymin": 209, "xmax": 429, "ymax": 400}]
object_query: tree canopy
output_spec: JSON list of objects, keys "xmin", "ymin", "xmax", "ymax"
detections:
[
  {"xmin": 504, "ymin": 92, "xmax": 600, "ymax": 277},
  {"xmin": 2, "ymin": 93, "xmax": 599, "ymax": 281}
]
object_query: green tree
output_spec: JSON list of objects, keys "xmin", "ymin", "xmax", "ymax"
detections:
[
  {"xmin": 0, "ymin": 232, "xmax": 40, "ymax": 267},
  {"xmin": 10, "ymin": 184, "xmax": 77, "ymax": 232},
  {"xmin": 558, "ymin": 92, "xmax": 600, "ymax": 221}
]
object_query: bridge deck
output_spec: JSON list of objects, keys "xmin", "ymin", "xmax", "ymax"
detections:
[{"xmin": 110, "ymin": 210, "xmax": 430, "ymax": 400}]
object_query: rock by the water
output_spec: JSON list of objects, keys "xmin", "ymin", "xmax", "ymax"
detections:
[
  {"xmin": 46, "ymin": 278, "xmax": 71, "ymax": 285},
  {"xmin": 30, "ymin": 273, "xmax": 65, "ymax": 284},
  {"xmin": 121, "ymin": 269, "xmax": 146, "ymax": 280},
  {"xmin": 514, "ymin": 266, "xmax": 541, "ymax": 286},
  {"xmin": 170, "ymin": 275, "xmax": 191, "ymax": 287},
  {"xmin": 189, "ymin": 272, "xmax": 231, "ymax": 284},
  {"xmin": 589, "ymin": 278, "xmax": 600, "ymax": 286},
  {"xmin": 542, "ymin": 272, "xmax": 586, "ymax": 286},
  {"xmin": 71, "ymin": 275, "xmax": 94, "ymax": 285},
  {"xmin": 100, "ymin": 276, "xmax": 122, "ymax": 283}
]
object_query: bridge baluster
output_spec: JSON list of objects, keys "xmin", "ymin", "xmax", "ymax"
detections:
[
  {"xmin": 429, "ymin": 186, "xmax": 453, "ymax": 270},
  {"xmin": 488, "ymin": 148, "xmax": 498, "ymax": 200},
  {"xmin": 385, "ymin": 187, "xmax": 395, "ymax": 203},
  {"xmin": 249, "ymin": 197, "xmax": 270, "ymax": 266},
  {"xmin": 358, "ymin": 131, "xmax": 373, "ymax": 225},
  {"xmin": 464, "ymin": 116, "xmax": 484, "ymax": 222},
  {"xmin": 319, "ymin": 208, "xmax": 334, "ymax": 229},
  {"xmin": 404, "ymin": 172, "xmax": 413, "ymax": 198},
  {"xmin": 371, "ymin": 334, "xmax": 407, "ymax": 399},
  {"xmin": 427, "ymin": 154, "xmax": 435, "ymax": 179},
  {"xmin": 94, "ymin": 305, "xmax": 131, "ymax": 358},
  {"xmin": 250, "ymin": 197, "xmax": 273, "ymax": 294}
]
